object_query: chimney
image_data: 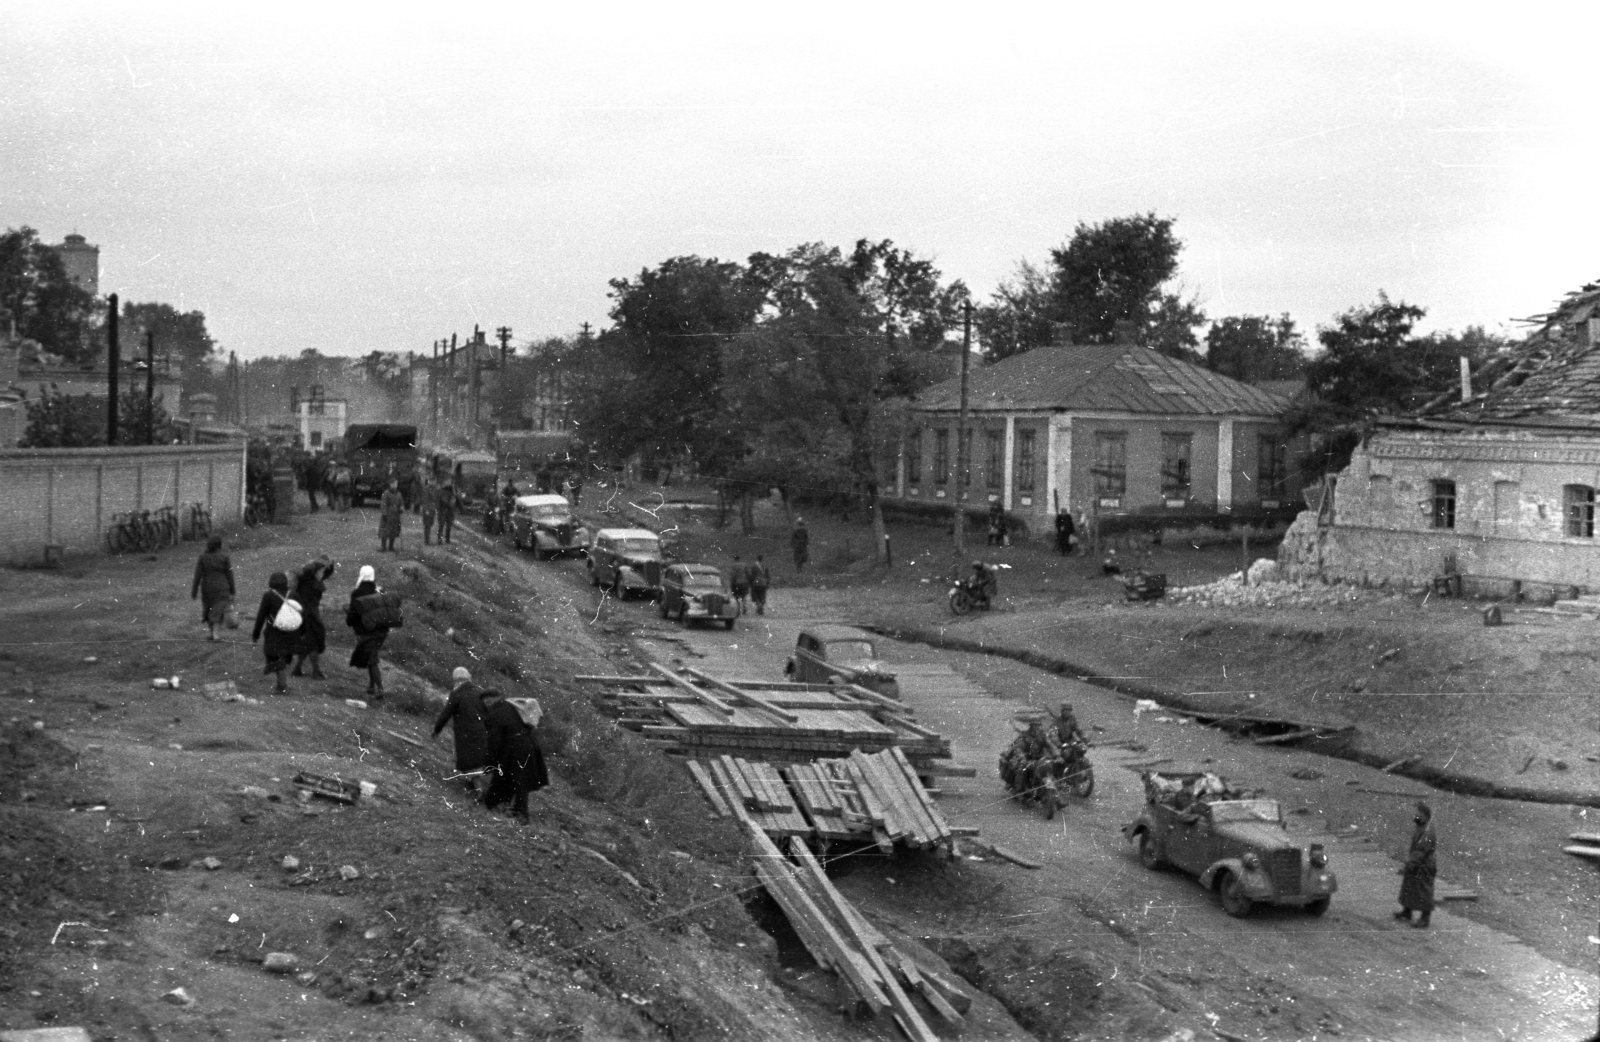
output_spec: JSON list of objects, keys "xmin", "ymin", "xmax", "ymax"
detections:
[
  {"xmin": 1588, "ymin": 316, "xmax": 1600, "ymax": 346},
  {"xmin": 1459, "ymin": 356, "xmax": 1472, "ymax": 403}
]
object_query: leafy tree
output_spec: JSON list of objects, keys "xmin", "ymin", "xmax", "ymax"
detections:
[
  {"xmin": 0, "ymin": 227, "xmax": 96, "ymax": 362},
  {"xmin": 1205, "ymin": 314, "xmax": 1307, "ymax": 383},
  {"xmin": 122, "ymin": 301, "xmax": 216, "ymax": 384},
  {"xmin": 118, "ymin": 390, "xmax": 176, "ymax": 445},
  {"xmin": 976, "ymin": 213, "xmax": 1187, "ymax": 360},
  {"xmin": 20, "ymin": 388, "xmax": 171, "ymax": 447}
]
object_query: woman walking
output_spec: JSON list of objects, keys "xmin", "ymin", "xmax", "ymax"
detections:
[
  {"xmin": 291, "ymin": 556, "xmax": 336, "ymax": 679},
  {"xmin": 190, "ymin": 535, "xmax": 236, "ymax": 641},
  {"xmin": 379, "ymin": 479, "xmax": 404, "ymax": 552},
  {"xmin": 251, "ymin": 571, "xmax": 300, "ymax": 694},
  {"xmin": 345, "ymin": 564, "xmax": 392, "ymax": 699}
]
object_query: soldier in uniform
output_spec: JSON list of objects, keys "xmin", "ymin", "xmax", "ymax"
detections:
[{"xmin": 1395, "ymin": 801, "xmax": 1437, "ymax": 928}]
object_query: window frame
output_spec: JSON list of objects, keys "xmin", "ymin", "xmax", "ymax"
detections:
[
  {"xmin": 985, "ymin": 430, "xmax": 1004, "ymax": 490},
  {"xmin": 933, "ymin": 428, "xmax": 949, "ymax": 486},
  {"xmin": 1431, "ymin": 479, "xmax": 1457, "ymax": 530},
  {"xmin": 1016, "ymin": 429, "xmax": 1036, "ymax": 493},
  {"xmin": 1565, "ymin": 484, "xmax": 1595, "ymax": 538},
  {"xmin": 1093, "ymin": 431, "xmax": 1127, "ymax": 500},
  {"xmin": 1256, "ymin": 434, "xmax": 1287, "ymax": 499},
  {"xmin": 906, "ymin": 428, "xmax": 922, "ymax": 486},
  {"xmin": 1161, "ymin": 432, "xmax": 1193, "ymax": 500}
]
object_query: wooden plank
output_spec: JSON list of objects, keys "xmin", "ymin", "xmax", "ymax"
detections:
[
  {"xmin": 885, "ymin": 947, "xmax": 962, "ymax": 1026},
  {"xmin": 719, "ymin": 755, "xmax": 758, "ymax": 807},
  {"xmin": 948, "ymin": 826, "xmax": 981, "ymax": 837},
  {"xmin": 685, "ymin": 760, "xmax": 732, "ymax": 818},
  {"xmin": 844, "ymin": 758, "xmax": 897, "ymax": 836},
  {"xmin": 850, "ymin": 751, "xmax": 910, "ymax": 841},
  {"xmin": 649, "ymin": 662, "xmax": 736, "ymax": 715},
  {"xmin": 882, "ymin": 747, "xmax": 943, "ymax": 842},
  {"xmin": 381, "ymin": 727, "xmax": 427, "ymax": 749},
  {"xmin": 916, "ymin": 760, "xmax": 978, "ymax": 777},
  {"xmin": 975, "ymin": 841, "xmax": 1042, "ymax": 869},
  {"xmin": 863, "ymin": 750, "xmax": 935, "ymax": 846},
  {"xmin": 1569, "ymin": 832, "xmax": 1600, "ymax": 844},
  {"xmin": 788, "ymin": 838, "xmax": 939, "ymax": 1042},
  {"xmin": 682, "ymin": 667, "xmax": 802, "ymax": 723},
  {"xmin": 731, "ymin": 758, "xmax": 777, "ymax": 811},
  {"xmin": 839, "ymin": 682, "xmax": 911, "ymax": 713},
  {"xmin": 708, "ymin": 758, "xmax": 748, "ymax": 811},
  {"xmin": 890, "ymin": 746, "xmax": 953, "ymax": 843},
  {"xmin": 1563, "ymin": 844, "xmax": 1600, "ymax": 861},
  {"xmin": 1251, "ymin": 727, "xmax": 1323, "ymax": 746}
]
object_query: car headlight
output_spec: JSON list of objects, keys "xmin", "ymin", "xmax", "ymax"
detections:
[
  {"xmin": 1309, "ymin": 844, "xmax": 1327, "ymax": 867},
  {"xmin": 1241, "ymin": 852, "xmax": 1260, "ymax": 870}
]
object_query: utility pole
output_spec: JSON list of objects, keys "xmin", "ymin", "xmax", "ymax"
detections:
[
  {"xmin": 145, "ymin": 329, "xmax": 155, "ymax": 444},
  {"xmin": 430, "ymin": 340, "xmax": 439, "ymax": 437},
  {"xmin": 106, "ymin": 294, "xmax": 119, "ymax": 446},
  {"xmin": 579, "ymin": 321, "xmax": 592, "ymax": 341},
  {"xmin": 496, "ymin": 326, "xmax": 512, "ymax": 430},
  {"xmin": 952, "ymin": 301, "xmax": 973, "ymax": 562}
]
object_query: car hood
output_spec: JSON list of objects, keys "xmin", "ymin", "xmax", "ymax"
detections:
[{"xmin": 1214, "ymin": 820, "xmax": 1295, "ymax": 851}]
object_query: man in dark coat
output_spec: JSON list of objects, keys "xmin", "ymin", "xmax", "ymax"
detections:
[
  {"xmin": 433, "ymin": 667, "xmax": 489, "ymax": 794},
  {"xmin": 379, "ymin": 480, "xmax": 404, "ymax": 552},
  {"xmin": 1395, "ymin": 801, "xmax": 1437, "ymax": 928},
  {"xmin": 748, "ymin": 554, "xmax": 770, "ymax": 615},
  {"xmin": 1054, "ymin": 509, "xmax": 1075, "ymax": 555},
  {"xmin": 480, "ymin": 689, "xmax": 549, "ymax": 822},
  {"xmin": 728, "ymin": 554, "xmax": 749, "ymax": 615},
  {"xmin": 436, "ymin": 482, "xmax": 458, "ymax": 544},
  {"xmin": 291, "ymin": 556, "xmax": 335, "ymax": 679},
  {"xmin": 790, "ymin": 517, "xmax": 809, "ymax": 571}
]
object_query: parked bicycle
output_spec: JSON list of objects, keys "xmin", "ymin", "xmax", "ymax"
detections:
[
  {"xmin": 243, "ymin": 491, "xmax": 268, "ymax": 528},
  {"xmin": 152, "ymin": 506, "xmax": 179, "ymax": 549},
  {"xmin": 187, "ymin": 502, "xmax": 213, "ymax": 541},
  {"xmin": 107, "ymin": 511, "xmax": 153, "ymax": 554}
]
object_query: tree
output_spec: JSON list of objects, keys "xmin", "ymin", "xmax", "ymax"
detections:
[
  {"xmin": 19, "ymin": 388, "xmax": 171, "ymax": 447},
  {"xmin": 122, "ymin": 301, "xmax": 216, "ymax": 386},
  {"xmin": 1303, "ymin": 294, "xmax": 1429, "ymax": 424},
  {"xmin": 976, "ymin": 213, "xmax": 1187, "ymax": 360},
  {"xmin": 0, "ymin": 227, "xmax": 96, "ymax": 363},
  {"xmin": 1205, "ymin": 314, "xmax": 1307, "ymax": 383}
]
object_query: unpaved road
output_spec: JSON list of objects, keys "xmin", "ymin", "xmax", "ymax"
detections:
[{"xmin": 575, "ymin": 567, "xmax": 1599, "ymax": 1042}]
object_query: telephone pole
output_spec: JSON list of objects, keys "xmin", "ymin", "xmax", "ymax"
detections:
[
  {"xmin": 106, "ymin": 294, "xmax": 120, "ymax": 446},
  {"xmin": 145, "ymin": 330, "xmax": 156, "ymax": 444},
  {"xmin": 495, "ymin": 326, "xmax": 512, "ymax": 429},
  {"xmin": 952, "ymin": 301, "xmax": 973, "ymax": 562}
]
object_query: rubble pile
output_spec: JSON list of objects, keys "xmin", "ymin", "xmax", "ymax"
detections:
[{"xmin": 1166, "ymin": 569, "xmax": 1380, "ymax": 610}]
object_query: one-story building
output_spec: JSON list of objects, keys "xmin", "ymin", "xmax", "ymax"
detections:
[
  {"xmin": 1285, "ymin": 283, "xmax": 1600, "ymax": 594},
  {"xmin": 894, "ymin": 343, "xmax": 1302, "ymax": 529}
]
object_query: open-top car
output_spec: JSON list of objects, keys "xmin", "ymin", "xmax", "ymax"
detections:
[
  {"xmin": 509, "ymin": 494, "xmax": 590, "ymax": 559},
  {"xmin": 587, "ymin": 527, "xmax": 664, "ymax": 600},
  {"xmin": 658, "ymin": 564, "xmax": 737, "ymax": 629},
  {"xmin": 1125, "ymin": 768, "xmax": 1336, "ymax": 918},
  {"xmin": 783, "ymin": 624, "xmax": 900, "ymax": 700}
]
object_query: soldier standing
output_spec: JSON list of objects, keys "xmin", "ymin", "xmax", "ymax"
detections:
[
  {"xmin": 748, "ymin": 554, "xmax": 770, "ymax": 615},
  {"xmin": 790, "ymin": 517, "xmax": 809, "ymax": 571},
  {"xmin": 436, "ymin": 481, "xmax": 457, "ymax": 545},
  {"xmin": 729, "ymin": 554, "xmax": 750, "ymax": 615},
  {"xmin": 1395, "ymin": 801, "xmax": 1437, "ymax": 928}
]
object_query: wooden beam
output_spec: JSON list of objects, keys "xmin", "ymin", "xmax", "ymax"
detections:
[
  {"xmin": 684, "ymin": 760, "xmax": 732, "ymax": 818},
  {"xmin": 1251, "ymin": 727, "xmax": 1323, "ymax": 746},
  {"xmin": 648, "ymin": 662, "xmax": 735, "ymax": 715},
  {"xmin": 682, "ymin": 666, "xmax": 801, "ymax": 723}
]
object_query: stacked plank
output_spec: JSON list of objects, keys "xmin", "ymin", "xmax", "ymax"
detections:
[
  {"xmin": 580, "ymin": 665, "xmax": 957, "ymax": 770},
  {"xmin": 1563, "ymin": 832, "xmax": 1600, "ymax": 861},
  {"xmin": 741, "ymin": 819, "xmax": 972, "ymax": 1041},
  {"xmin": 690, "ymin": 747, "xmax": 964, "ymax": 852}
]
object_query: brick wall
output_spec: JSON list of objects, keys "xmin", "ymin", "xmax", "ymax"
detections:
[{"xmin": 0, "ymin": 444, "xmax": 245, "ymax": 565}]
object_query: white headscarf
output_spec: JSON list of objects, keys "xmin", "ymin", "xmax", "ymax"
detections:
[{"xmin": 357, "ymin": 565, "xmax": 376, "ymax": 585}]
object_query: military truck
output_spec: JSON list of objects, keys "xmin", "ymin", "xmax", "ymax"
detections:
[{"xmin": 343, "ymin": 424, "xmax": 419, "ymax": 505}]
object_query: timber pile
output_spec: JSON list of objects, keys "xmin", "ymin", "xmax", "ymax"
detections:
[
  {"xmin": 1563, "ymin": 832, "xmax": 1600, "ymax": 861},
  {"xmin": 741, "ymin": 819, "xmax": 972, "ymax": 1040},
  {"xmin": 688, "ymin": 747, "xmax": 964, "ymax": 852},
  {"xmin": 580, "ymin": 665, "xmax": 967, "ymax": 773}
]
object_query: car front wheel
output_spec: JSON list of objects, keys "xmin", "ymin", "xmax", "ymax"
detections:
[
  {"xmin": 1138, "ymin": 831, "xmax": 1162, "ymax": 870},
  {"xmin": 1304, "ymin": 897, "xmax": 1331, "ymax": 917},
  {"xmin": 1219, "ymin": 872, "xmax": 1254, "ymax": 918}
]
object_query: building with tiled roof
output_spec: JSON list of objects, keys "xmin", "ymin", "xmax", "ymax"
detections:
[
  {"xmin": 1286, "ymin": 281, "xmax": 1600, "ymax": 594},
  {"xmin": 892, "ymin": 343, "xmax": 1304, "ymax": 526}
]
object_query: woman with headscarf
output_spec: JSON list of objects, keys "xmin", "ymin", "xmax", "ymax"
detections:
[
  {"xmin": 190, "ymin": 535, "xmax": 236, "ymax": 641},
  {"xmin": 379, "ymin": 479, "xmax": 404, "ymax": 552},
  {"xmin": 291, "ymin": 556, "xmax": 336, "ymax": 679},
  {"xmin": 479, "ymin": 688, "xmax": 549, "ymax": 822},
  {"xmin": 1395, "ymin": 801, "xmax": 1437, "ymax": 928},
  {"xmin": 251, "ymin": 571, "xmax": 299, "ymax": 694},
  {"xmin": 345, "ymin": 564, "xmax": 391, "ymax": 698}
]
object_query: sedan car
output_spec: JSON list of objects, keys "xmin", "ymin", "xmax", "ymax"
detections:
[
  {"xmin": 783, "ymin": 624, "xmax": 900, "ymax": 700},
  {"xmin": 658, "ymin": 563, "xmax": 737, "ymax": 629},
  {"xmin": 587, "ymin": 527, "xmax": 664, "ymax": 600},
  {"xmin": 1125, "ymin": 769, "xmax": 1336, "ymax": 918},
  {"xmin": 508, "ymin": 494, "xmax": 590, "ymax": 559}
]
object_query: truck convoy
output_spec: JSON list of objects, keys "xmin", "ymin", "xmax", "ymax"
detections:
[{"xmin": 343, "ymin": 424, "xmax": 419, "ymax": 505}]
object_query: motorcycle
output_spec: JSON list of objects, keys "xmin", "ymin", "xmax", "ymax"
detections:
[
  {"xmin": 948, "ymin": 563, "xmax": 1010, "ymax": 615},
  {"xmin": 999, "ymin": 733, "xmax": 1095, "ymax": 819}
]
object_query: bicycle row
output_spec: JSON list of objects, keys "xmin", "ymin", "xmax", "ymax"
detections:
[{"xmin": 105, "ymin": 502, "xmax": 214, "ymax": 554}]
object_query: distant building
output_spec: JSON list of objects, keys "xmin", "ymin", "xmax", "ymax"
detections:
[
  {"xmin": 294, "ymin": 396, "xmax": 347, "ymax": 450},
  {"xmin": 51, "ymin": 233, "xmax": 100, "ymax": 296},
  {"xmin": 896, "ymin": 343, "xmax": 1302, "ymax": 526}
]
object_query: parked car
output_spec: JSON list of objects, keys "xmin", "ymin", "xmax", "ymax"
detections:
[
  {"xmin": 587, "ymin": 527, "xmax": 664, "ymax": 600},
  {"xmin": 783, "ymin": 624, "xmax": 900, "ymax": 700},
  {"xmin": 1124, "ymin": 768, "xmax": 1337, "ymax": 918},
  {"xmin": 508, "ymin": 494, "xmax": 590, "ymax": 559},
  {"xmin": 658, "ymin": 563, "xmax": 737, "ymax": 629}
]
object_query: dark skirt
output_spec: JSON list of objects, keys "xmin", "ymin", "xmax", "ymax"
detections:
[
  {"xmin": 300, "ymin": 609, "xmax": 327, "ymax": 655},
  {"xmin": 203, "ymin": 594, "xmax": 233, "ymax": 625},
  {"xmin": 1399, "ymin": 865, "xmax": 1436, "ymax": 912},
  {"xmin": 262, "ymin": 625, "xmax": 297, "ymax": 673},
  {"xmin": 349, "ymin": 633, "xmax": 387, "ymax": 669},
  {"xmin": 380, "ymin": 514, "xmax": 402, "ymax": 539}
]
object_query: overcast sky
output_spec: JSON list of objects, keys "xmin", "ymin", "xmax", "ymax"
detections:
[{"xmin": 4, "ymin": 3, "xmax": 1594, "ymax": 360}]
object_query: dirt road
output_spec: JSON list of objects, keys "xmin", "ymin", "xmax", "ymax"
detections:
[{"xmin": 613, "ymin": 582, "xmax": 1598, "ymax": 1042}]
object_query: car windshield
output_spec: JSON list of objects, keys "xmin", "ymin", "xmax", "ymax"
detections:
[
  {"xmin": 528, "ymin": 505, "xmax": 568, "ymax": 520},
  {"xmin": 1208, "ymin": 800, "xmax": 1282, "ymax": 824},
  {"xmin": 459, "ymin": 462, "xmax": 496, "ymax": 476},
  {"xmin": 617, "ymin": 538, "xmax": 659, "ymax": 555},
  {"xmin": 823, "ymin": 640, "xmax": 876, "ymax": 662},
  {"xmin": 684, "ymin": 575, "xmax": 723, "ymax": 589}
]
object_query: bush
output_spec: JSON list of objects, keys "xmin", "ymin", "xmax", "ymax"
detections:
[{"xmin": 879, "ymin": 497, "xmax": 1031, "ymax": 539}]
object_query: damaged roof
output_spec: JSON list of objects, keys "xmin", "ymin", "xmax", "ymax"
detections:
[
  {"xmin": 1401, "ymin": 281, "xmax": 1600, "ymax": 431},
  {"xmin": 913, "ymin": 343, "xmax": 1290, "ymax": 417}
]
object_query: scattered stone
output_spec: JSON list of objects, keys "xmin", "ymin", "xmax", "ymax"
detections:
[
  {"xmin": 296, "ymin": 971, "xmax": 317, "ymax": 986},
  {"xmin": 31, "ymin": 720, "xmax": 45, "ymax": 731},
  {"xmin": 339, "ymin": 864, "xmax": 361, "ymax": 881},
  {"xmin": 160, "ymin": 987, "xmax": 194, "ymax": 1006},
  {"xmin": 1549, "ymin": 759, "xmax": 1570, "ymax": 771},
  {"xmin": 168, "ymin": 743, "xmax": 184, "ymax": 751},
  {"xmin": 169, "ymin": 676, "xmax": 182, "ymax": 690},
  {"xmin": 358, "ymin": 781, "xmax": 378, "ymax": 799},
  {"xmin": 1289, "ymin": 768, "xmax": 1324, "ymax": 781},
  {"xmin": 262, "ymin": 952, "xmax": 298, "ymax": 973},
  {"xmin": 344, "ymin": 699, "xmax": 368, "ymax": 709},
  {"xmin": 240, "ymin": 786, "xmax": 272, "ymax": 799},
  {"xmin": 669, "ymin": 850, "xmax": 691, "ymax": 860},
  {"xmin": 192, "ymin": 857, "xmax": 222, "ymax": 871},
  {"xmin": 83, "ymin": 656, "xmax": 98, "ymax": 663},
  {"xmin": 151, "ymin": 678, "xmax": 170, "ymax": 690},
  {"xmin": 1377, "ymin": 648, "xmax": 1401, "ymax": 663},
  {"xmin": 281, "ymin": 856, "xmax": 301, "ymax": 872}
]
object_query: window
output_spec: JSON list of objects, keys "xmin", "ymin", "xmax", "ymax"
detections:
[
  {"xmin": 906, "ymin": 429, "xmax": 922, "ymax": 486},
  {"xmin": 1431, "ymin": 480, "xmax": 1456, "ymax": 529},
  {"xmin": 1257, "ymin": 434, "xmax": 1287, "ymax": 498},
  {"xmin": 1161, "ymin": 433, "xmax": 1192, "ymax": 499},
  {"xmin": 933, "ymin": 429, "xmax": 949, "ymax": 485},
  {"xmin": 959, "ymin": 430, "xmax": 973, "ymax": 487},
  {"xmin": 1566, "ymin": 485, "xmax": 1595, "ymax": 537},
  {"xmin": 1016, "ymin": 429, "xmax": 1036, "ymax": 493},
  {"xmin": 309, "ymin": 431, "xmax": 322, "ymax": 448},
  {"xmin": 986, "ymin": 431, "xmax": 1004, "ymax": 489},
  {"xmin": 1093, "ymin": 432, "xmax": 1126, "ymax": 498}
]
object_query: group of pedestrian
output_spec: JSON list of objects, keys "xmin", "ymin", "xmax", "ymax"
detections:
[
  {"xmin": 432, "ymin": 667, "xmax": 549, "ymax": 822},
  {"xmin": 229, "ymin": 546, "xmax": 394, "ymax": 697},
  {"xmin": 726, "ymin": 554, "xmax": 771, "ymax": 615}
]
